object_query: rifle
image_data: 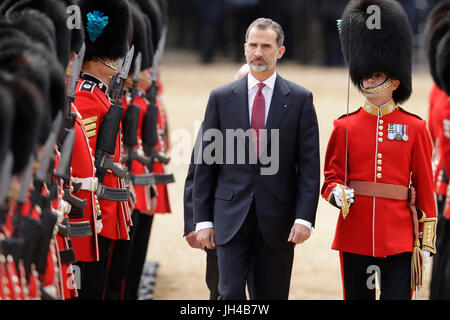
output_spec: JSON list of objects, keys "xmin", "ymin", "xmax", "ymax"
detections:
[
  {"xmin": 60, "ymin": 43, "xmax": 86, "ymax": 145},
  {"xmin": 123, "ymin": 52, "xmax": 150, "ymax": 166},
  {"xmin": 58, "ymin": 43, "xmax": 88, "ymax": 211},
  {"xmin": 143, "ymin": 26, "xmax": 172, "ymax": 171},
  {"xmin": 95, "ymin": 46, "xmax": 134, "ymax": 201},
  {"xmin": 0, "ymin": 152, "xmax": 13, "ymax": 226},
  {"xmin": 55, "ymin": 129, "xmax": 86, "ymax": 211},
  {"xmin": 10, "ymin": 155, "xmax": 41, "ymax": 278},
  {"xmin": 0, "ymin": 152, "xmax": 27, "ymax": 266},
  {"xmin": 54, "ymin": 130, "xmax": 91, "ymax": 238},
  {"xmin": 30, "ymin": 113, "xmax": 64, "ymax": 275}
]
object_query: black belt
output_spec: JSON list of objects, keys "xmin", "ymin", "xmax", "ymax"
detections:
[
  {"xmin": 153, "ymin": 173, "xmax": 175, "ymax": 185},
  {"xmin": 96, "ymin": 184, "xmax": 129, "ymax": 201},
  {"xmin": 59, "ymin": 248, "xmax": 77, "ymax": 265},
  {"xmin": 129, "ymin": 173, "xmax": 156, "ymax": 186},
  {"xmin": 68, "ymin": 221, "xmax": 92, "ymax": 238},
  {"xmin": 68, "ymin": 206, "xmax": 84, "ymax": 219}
]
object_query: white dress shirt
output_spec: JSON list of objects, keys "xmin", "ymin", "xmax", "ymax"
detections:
[
  {"xmin": 196, "ymin": 71, "xmax": 313, "ymax": 233},
  {"xmin": 247, "ymin": 71, "xmax": 276, "ymax": 125}
]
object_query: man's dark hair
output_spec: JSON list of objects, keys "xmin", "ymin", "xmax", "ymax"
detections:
[{"xmin": 245, "ymin": 18, "xmax": 284, "ymax": 47}]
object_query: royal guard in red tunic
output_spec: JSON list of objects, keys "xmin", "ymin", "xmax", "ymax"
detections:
[
  {"xmin": 424, "ymin": 1, "xmax": 450, "ymax": 300},
  {"xmin": 153, "ymin": 79, "xmax": 171, "ymax": 214},
  {"xmin": 102, "ymin": 1, "xmax": 160, "ymax": 299},
  {"xmin": 137, "ymin": 0, "xmax": 172, "ymax": 215},
  {"xmin": 424, "ymin": 1, "xmax": 450, "ymax": 215},
  {"xmin": 431, "ymin": 25, "xmax": 450, "ymax": 299},
  {"xmin": 322, "ymin": 0, "xmax": 437, "ymax": 300},
  {"xmin": 429, "ymin": 84, "xmax": 449, "ymax": 203},
  {"xmin": 74, "ymin": 75, "xmax": 131, "ymax": 241},
  {"xmin": 67, "ymin": 103, "xmax": 101, "ymax": 263},
  {"xmin": 73, "ymin": 0, "xmax": 132, "ymax": 300}
]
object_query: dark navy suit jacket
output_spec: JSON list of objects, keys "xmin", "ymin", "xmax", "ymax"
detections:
[{"xmin": 193, "ymin": 74, "xmax": 320, "ymax": 248}]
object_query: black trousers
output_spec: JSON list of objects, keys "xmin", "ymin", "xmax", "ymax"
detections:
[
  {"xmin": 102, "ymin": 232, "xmax": 135, "ymax": 300},
  {"xmin": 103, "ymin": 210, "xmax": 154, "ymax": 300},
  {"xmin": 204, "ymin": 248, "xmax": 255, "ymax": 300},
  {"xmin": 429, "ymin": 195, "xmax": 450, "ymax": 299},
  {"xmin": 216, "ymin": 203, "xmax": 294, "ymax": 300},
  {"xmin": 205, "ymin": 248, "xmax": 220, "ymax": 300},
  {"xmin": 124, "ymin": 212, "xmax": 154, "ymax": 300},
  {"xmin": 76, "ymin": 235, "xmax": 112, "ymax": 300},
  {"xmin": 341, "ymin": 251, "xmax": 412, "ymax": 300}
]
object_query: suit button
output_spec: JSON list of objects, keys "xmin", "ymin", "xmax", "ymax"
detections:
[
  {"xmin": 377, "ymin": 173, "xmax": 382, "ymax": 179},
  {"xmin": 378, "ymin": 132, "xmax": 383, "ymax": 137},
  {"xmin": 377, "ymin": 153, "xmax": 382, "ymax": 159},
  {"xmin": 379, "ymin": 119, "xmax": 384, "ymax": 125},
  {"xmin": 377, "ymin": 166, "xmax": 382, "ymax": 172},
  {"xmin": 379, "ymin": 126, "xmax": 383, "ymax": 130},
  {"xmin": 378, "ymin": 137, "xmax": 383, "ymax": 143},
  {"xmin": 377, "ymin": 160, "xmax": 382, "ymax": 165}
]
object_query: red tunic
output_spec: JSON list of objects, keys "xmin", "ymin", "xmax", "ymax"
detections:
[
  {"xmin": 428, "ymin": 85, "xmax": 449, "ymax": 196},
  {"xmin": 153, "ymin": 98, "xmax": 171, "ymax": 214},
  {"xmin": 438, "ymin": 95, "xmax": 450, "ymax": 219},
  {"xmin": 122, "ymin": 95, "xmax": 152, "ymax": 213},
  {"xmin": 74, "ymin": 77, "xmax": 130, "ymax": 240},
  {"xmin": 68, "ymin": 104, "xmax": 100, "ymax": 262},
  {"xmin": 322, "ymin": 101, "xmax": 436, "ymax": 257}
]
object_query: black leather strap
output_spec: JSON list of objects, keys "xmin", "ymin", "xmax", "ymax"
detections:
[
  {"xmin": 96, "ymin": 184, "xmax": 129, "ymax": 201},
  {"xmin": 68, "ymin": 221, "xmax": 92, "ymax": 238}
]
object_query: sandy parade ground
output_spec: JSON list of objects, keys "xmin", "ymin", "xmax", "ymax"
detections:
[{"xmin": 147, "ymin": 51, "xmax": 435, "ymax": 300}]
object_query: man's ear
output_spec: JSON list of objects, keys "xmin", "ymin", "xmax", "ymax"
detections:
[
  {"xmin": 277, "ymin": 46, "xmax": 286, "ymax": 60},
  {"xmin": 392, "ymin": 79, "xmax": 400, "ymax": 90}
]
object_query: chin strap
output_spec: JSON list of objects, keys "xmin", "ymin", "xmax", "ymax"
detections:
[
  {"xmin": 360, "ymin": 78, "xmax": 393, "ymax": 95},
  {"xmin": 98, "ymin": 57, "xmax": 119, "ymax": 72}
]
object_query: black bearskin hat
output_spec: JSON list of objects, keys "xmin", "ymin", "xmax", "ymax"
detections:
[
  {"xmin": 424, "ymin": 1, "xmax": 450, "ymax": 89},
  {"xmin": 437, "ymin": 31, "xmax": 450, "ymax": 96},
  {"xmin": 0, "ymin": 72, "xmax": 44, "ymax": 174},
  {"xmin": 340, "ymin": 0, "xmax": 413, "ymax": 104},
  {"xmin": 129, "ymin": 0, "xmax": 152, "ymax": 71},
  {"xmin": 0, "ymin": 84, "xmax": 14, "ymax": 163},
  {"xmin": 3, "ymin": 9, "xmax": 57, "ymax": 56},
  {"xmin": 135, "ymin": 0, "xmax": 162, "ymax": 54},
  {"xmin": 79, "ymin": 0, "xmax": 131, "ymax": 61},
  {"xmin": 60, "ymin": 0, "xmax": 86, "ymax": 54},
  {"xmin": 0, "ymin": 0, "xmax": 72, "ymax": 69}
]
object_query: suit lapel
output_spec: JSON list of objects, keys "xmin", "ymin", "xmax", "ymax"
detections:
[
  {"xmin": 264, "ymin": 75, "xmax": 290, "ymax": 145},
  {"xmin": 231, "ymin": 75, "xmax": 251, "ymax": 131},
  {"xmin": 230, "ymin": 74, "xmax": 290, "ymax": 157}
]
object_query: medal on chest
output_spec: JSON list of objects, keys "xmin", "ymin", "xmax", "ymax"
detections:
[{"xmin": 387, "ymin": 124, "xmax": 408, "ymax": 141}]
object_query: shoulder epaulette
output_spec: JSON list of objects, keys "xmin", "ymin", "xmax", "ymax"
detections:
[
  {"xmin": 79, "ymin": 80, "xmax": 96, "ymax": 93},
  {"xmin": 397, "ymin": 106, "xmax": 423, "ymax": 120},
  {"xmin": 337, "ymin": 107, "xmax": 362, "ymax": 120}
]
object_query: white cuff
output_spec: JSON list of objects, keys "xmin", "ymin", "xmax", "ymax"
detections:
[
  {"xmin": 195, "ymin": 221, "xmax": 214, "ymax": 232},
  {"xmin": 295, "ymin": 219, "xmax": 313, "ymax": 232}
]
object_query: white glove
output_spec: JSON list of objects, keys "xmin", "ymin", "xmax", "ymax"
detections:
[
  {"xmin": 330, "ymin": 185, "xmax": 355, "ymax": 208},
  {"xmin": 96, "ymin": 219, "xmax": 103, "ymax": 233},
  {"xmin": 423, "ymin": 249, "xmax": 431, "ymax": 264}
]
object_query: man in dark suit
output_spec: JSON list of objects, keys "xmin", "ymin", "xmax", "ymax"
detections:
[
  {"xmin": 184, "ymin": 124, "xmax": 220, "ymax": 300},
  {"xmin": 193, "ymin": 18, "xmax": 320, "ymax": 300}
]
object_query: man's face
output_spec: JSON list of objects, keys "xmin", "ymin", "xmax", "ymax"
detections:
[
  {"xmin": 361, "ymin": 72, "xmax": 387, "ymax": 89},
  {"xmin": 361, "ymin": 72, "xmax": 399, "ymax": 101},
  {"xmin": 244, "ymin": 27, "xmax": 285, "ymax": 74}
]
